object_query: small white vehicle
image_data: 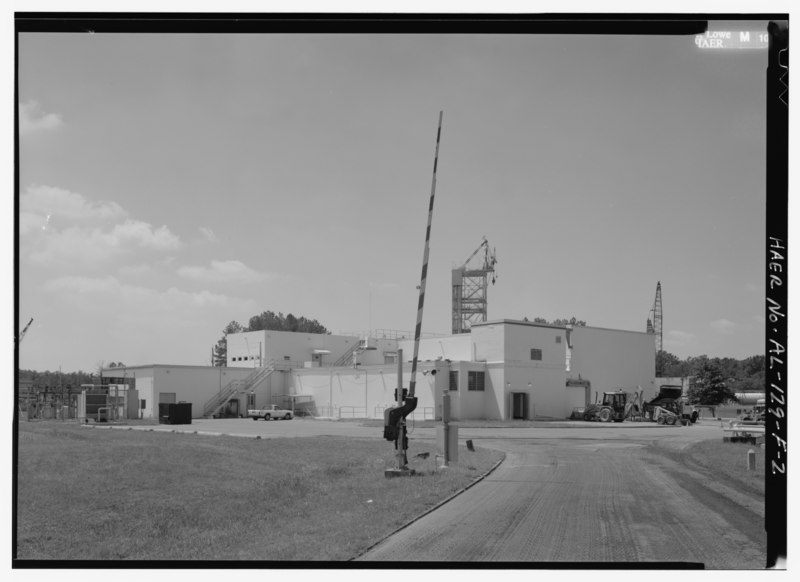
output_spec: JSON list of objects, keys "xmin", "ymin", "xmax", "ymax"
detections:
[{"xmin": 247, "ymin": 404, "xmax": 293, "ymax": 421}]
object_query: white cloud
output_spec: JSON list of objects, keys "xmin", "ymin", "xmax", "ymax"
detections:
[
  {"xmin": 117, "ymin": 263, "xmax": 154, "ymax": 278},
  {"xmin": 710, "ymin": 318, "xmax": 737, "ymax": 335},
  {"xmin": 19, "ymin": 101, "xmax": 63, "ymax": 136},
  {"xmin": 20, "ymin": 185, "xmax": 181, "ymax": 266},
  {"xmin": 28, "ymin": 221, "xmax": 181, "ymax": 265},
  {"xmin": 199, "ymin": 227, "xmax": 219, "ymax": 243},
  {"xmin": 44, "ymin": 275, "xmax": 253, "ymax": 316},
  {"xmin": 177, "ymin": 260, "xmax": 270, "ymax": 284},
  {"xmin": 112, "ymin": 220, "xmax": 181, "ymax": 250},
  {"xmin": 20, "ymin": 185, "xmax": 128, "ymax": 223}
]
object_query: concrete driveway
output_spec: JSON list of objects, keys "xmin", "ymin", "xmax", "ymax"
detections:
[
  {"xmin": 88, "ymin": 417, "xmax": 764, "ymax": 566},
  {"xmin": 354, "ymin": 422, "xmax": 765, "ymax": 567}
]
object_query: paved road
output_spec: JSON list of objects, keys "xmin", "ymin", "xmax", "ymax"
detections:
[
  {"xmin": 96, "ymin": 418, "xmax": 765, "ymax": 567},
  {"xmin": 357, "ymin": 426, "xmax": 766, "ymax": 568}
]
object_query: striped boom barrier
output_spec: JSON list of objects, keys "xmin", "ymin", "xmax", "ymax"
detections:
[{"xmin": 409, "ymin": 110, "xmax": 443, "ymax": 399}]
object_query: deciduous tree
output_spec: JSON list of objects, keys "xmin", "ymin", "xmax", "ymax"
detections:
[{"xmin": 687, "ymin": 360, "xmax": 738, "ymax": 405}]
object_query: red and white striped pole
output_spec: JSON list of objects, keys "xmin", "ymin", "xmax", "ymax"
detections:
[{"xmin": 409, "ymin": 110, "xmax": 443, "ymax": 399}]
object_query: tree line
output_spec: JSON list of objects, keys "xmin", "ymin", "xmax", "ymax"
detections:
[
  {"xmin": 18, "ymin": 369, "xmax": 98, "ymax": 390},
  {"xmin": 525, "ymin": 316, "xmax": 588, "ymax": 326},
  {"xmin": 658, "ymin": 351, "xmax": 764, "ymax": 405}
]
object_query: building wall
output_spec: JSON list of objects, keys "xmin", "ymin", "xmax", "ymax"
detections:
[
  {"xmin": 471, "ymin": 321, "xmax": 569, "ymax": 419},
  {"xmin": 503, "ymin": 363, "xmax": 567, "ymax": 419},
  {"xmin": 568, "ymin": 326, "xmax": 657, "ymax": 403},
  {"xmin": 227, "ymin": 330, "xmax": 398, "ymax": 367},
  {"xmin": 396, "ymin": 335, "xmax": 472, "ymax": 362},
  {"xmin": 447, "ymin": 361, "xmax": 497, "ymax": 420},
  {"xmin": 111, "ymin": 365, "xmax": 255, "ymax": 419},
  {"xmin": 292, "ymin": 362, "xmax": 440, "ymax": 420},
  {"xmin": 470, "ymin": 323, "xmax": 505, "ymax": 362},
  {"xmin": 116, "ymin": 322, "xmax": 654, "ymax": 421}
]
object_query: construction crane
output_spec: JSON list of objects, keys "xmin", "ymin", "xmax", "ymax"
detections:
[
  {"xmin": 18, "ymin": 317, "xmax": 34, "ymax": 344},
  {"xmin": 646, "ymin": 282, "xmax": 663, "ymax": 375},
  {"xmin": 452, "ymin": 237, "xmax": 498, "ymax": 334}
]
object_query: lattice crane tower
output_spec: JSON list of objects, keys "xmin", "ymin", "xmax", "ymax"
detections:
[
  {"xmin": 452, "ymin": 237, "xmax": 498, "ymax": 334},
  {"xmin": 646, "ymin": 281, "xmax": 663, "ymax": 374}
]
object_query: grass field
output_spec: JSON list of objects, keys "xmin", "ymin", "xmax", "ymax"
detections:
[
  {"xmin": 15, "ymin": 421, "xmax": 503, "ymax": 562},
  {"xmin": 682, "ymin": 439, "xmax": 766, "ymax": 496}
]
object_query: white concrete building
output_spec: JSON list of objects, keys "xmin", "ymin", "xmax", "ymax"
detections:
[
  {"xmin": 106, "ymin": 319, "xmax": 655, "ymax": 421},
  {"xmin": 100, "ymin": 364, "xmax": 259, "ymax": 419}
]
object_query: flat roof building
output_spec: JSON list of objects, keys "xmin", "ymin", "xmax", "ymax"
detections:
[{"xmin": 105, "ymin": 320, "xmax": 655, "ymax": 422}]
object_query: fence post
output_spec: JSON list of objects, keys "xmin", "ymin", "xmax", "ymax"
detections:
[{"xmin": 747, "ymin": 449, "xmax": 756, "ymax": 471}]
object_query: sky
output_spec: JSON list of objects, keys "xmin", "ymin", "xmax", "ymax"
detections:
[{"xmin": 14, "ymin": 16, "xmax": 775, "ymax": 373}]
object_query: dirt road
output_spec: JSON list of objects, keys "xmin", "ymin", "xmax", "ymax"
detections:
[{"xmin": 357, "ymin": 434, "xmax": 766, "ymax": 567}]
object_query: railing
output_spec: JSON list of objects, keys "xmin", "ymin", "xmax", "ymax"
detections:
[
  {"xmin": 338, "ymin": 328, "xmax": 450, "ymax": 340},
  {"xmin": 315, "ymin": 405, "xmax": 337, "ymax": 418},
  {"xmin": 203, "ymin": 359, "xmax": 299, "ymax": 418},
  {"xmin": 373, "ymin": 405, "xmax": 436, "ymax": 421},
  {"xmin": 338, "ymin": 406, "xmax": 367, "ymax": 419},
  {"xmin": 332, "ymin": 343, "xmax": 361, "ymax": 367}
]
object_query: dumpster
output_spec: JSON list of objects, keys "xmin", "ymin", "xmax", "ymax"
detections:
[
  {"xmin": 172, "ymin": 402, "xmax": 192, "ymax": 424},
  {"xmin": 158, "ymin": 402, "xmax": 192, "ymax": 425}
]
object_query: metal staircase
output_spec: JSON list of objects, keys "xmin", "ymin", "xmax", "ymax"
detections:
[
  {"xmin": 202, "ymin": 361, "xmax": 279, "ymax": 418},
  {"xmin": 332, "ymin": 342, "xmax": 362, "ymax": 367}
]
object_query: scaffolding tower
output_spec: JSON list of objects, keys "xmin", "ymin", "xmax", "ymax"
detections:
[{"xmin": 452, "ymin": 237, "xmax": 498, "ymax": 334}]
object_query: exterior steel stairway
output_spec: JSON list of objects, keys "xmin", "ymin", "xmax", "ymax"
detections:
[
  {"xmin": 202, "ymin": 361, "xmax": 278, "ymax": 418},
  {"xmin": 332, "ymin": 342, "xmax": 362, "ymax": 367}
]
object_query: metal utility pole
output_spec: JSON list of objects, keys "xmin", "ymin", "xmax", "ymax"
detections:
[{"xmin": 384, "ymin": 111, "xmax": 443, "ymax": 477}]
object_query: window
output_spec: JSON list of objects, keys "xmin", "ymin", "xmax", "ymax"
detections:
[
  {"xmin": 530, "ymin": 349, "xmax": 543, "ymax": 361},
  {"xmin": 555, "ymin": 336, "xmax": 562, "ymax": 344},
  {"xmin": 449, "ymin": 371, "xmax": 458, "ymax": 391},
  {"xmin": 468, "ymin": 371, "xmax": 485, "ymax": 391}
]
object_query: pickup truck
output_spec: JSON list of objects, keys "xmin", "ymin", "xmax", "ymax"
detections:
[{"xmin": 247, "ymin": 404, "xmax": 293, "ymax": 421}]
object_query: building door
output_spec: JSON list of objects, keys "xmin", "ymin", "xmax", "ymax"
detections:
[
  {"xmin": 566, "ymin": 379, "xmax": 591, "ymax": 410},
  {"xmin": 511, "ymin": 392, "xmax": 528, "ymax": 420},
  {"xmin": 224, "ymin": 399, "xmax": 240, "ymax": 418}
]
